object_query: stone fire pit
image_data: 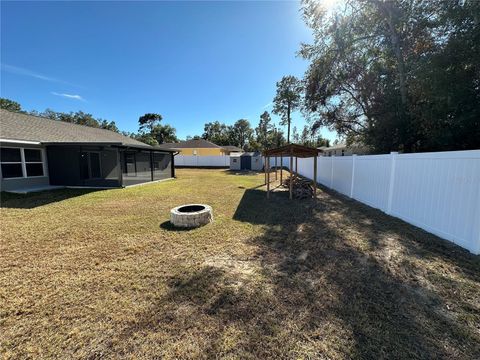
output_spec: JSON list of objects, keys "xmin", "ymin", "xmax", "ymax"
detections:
[{"xmin": 170, "ymin": 204, "xmax": 213, "ymax": 228}]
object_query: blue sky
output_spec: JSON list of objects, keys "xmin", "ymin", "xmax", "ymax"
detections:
[{"xmin": 1, "ymin": 1, "xmax": 336, "ymax": 141}]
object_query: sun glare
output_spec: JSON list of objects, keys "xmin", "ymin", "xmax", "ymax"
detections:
[{"xmin": 321, "ymin": 0, "xmax": 339, "ymax": 10}]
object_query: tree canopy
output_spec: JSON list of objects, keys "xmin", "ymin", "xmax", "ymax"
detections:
[
  {"xmin": 299, "ymin": 0, "xmax": 480, "ymax": 153},
  {"xmin": 272, "ymin": 75, "xmax": 303, "ymax": 144},
  {"xmin": 138, "ymin": 113, "xmax": 163, "ymax": 134},
  {"xmin": 202, "ymin": 121, "xmax": 231, "ymax": 146},
  {"xmin": 135, "ymin": 113, "xmax": 178, "ymax": 145},
  {"xmin": 0, "ymin": 98, "xmax": 21, "ymax": 112}
]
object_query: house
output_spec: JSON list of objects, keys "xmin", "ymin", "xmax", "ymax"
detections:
[
  {"xmin": 0, "ymin": 109, "xmax": 176, "ymax": 192},
  {"xmin": 156, "ymin": 139, "xmax": 242, "ymax": 156},
  {"xmin": 220, "ymin": 145, "xmax": 243, "ymax": 155},
  {"xmin": 319, "ymin": 143, "xmax": 369, "ymax": 157}
]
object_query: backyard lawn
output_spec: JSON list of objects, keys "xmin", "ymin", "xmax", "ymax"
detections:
[{"xmin": 1, "ymin": 169, "xmax": 479, "ymax": 359}]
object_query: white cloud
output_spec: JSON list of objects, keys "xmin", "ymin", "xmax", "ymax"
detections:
[
  {"xmin": 51, "ymin": 92, "xmax": 85, "ymax": 101},
  {"xmin": 1, "ymin": 63, "xmax": 78, "ymax": 86},
  {"xmin": 263, "ymin": 102, "xmax": 273, "ymax": 109}
]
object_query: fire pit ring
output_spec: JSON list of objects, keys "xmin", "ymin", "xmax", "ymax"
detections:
[{"xmin": 170, "ymin": 204, "xmax": 213, "ymax": 228}]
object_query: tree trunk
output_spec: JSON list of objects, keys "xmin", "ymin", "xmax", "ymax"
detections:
[
  {"xmin": 384, "ymin": 6, "xmax": 407, "ymax": 107},
  {"xmin": 376, "ymin": 0, "xmax": 411, "ymax": 151},
  {"xmin": 287, "ymin": 105, "xmax": 291, "ymax": 144}
]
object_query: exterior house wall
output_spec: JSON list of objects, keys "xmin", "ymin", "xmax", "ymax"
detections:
[
  {"xmin": 177, "ymin": 148, "xmax": 224, "ymax": 156},
  {"xmin": 323, "ymin": 148, "xmax": 354, "ymax": 157},
  {"xmin": 0, "ymin": 142, "xmax": 50, "ymax": 191}
]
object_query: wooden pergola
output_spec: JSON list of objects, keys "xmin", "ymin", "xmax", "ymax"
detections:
[{"xmin": 263, "ymin": 144, "xmax": 322, "ymax": 200}]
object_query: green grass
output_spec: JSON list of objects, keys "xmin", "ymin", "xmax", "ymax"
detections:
[{"xmin": 1, "ymin": 169, "xmax": 479, "ymax": 359}]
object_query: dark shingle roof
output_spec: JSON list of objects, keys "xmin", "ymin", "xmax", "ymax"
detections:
[
  {"xmin": 156, "ymin": 138, "xmax": 221, "ymax": 149},
  {"xmin": 0, "ymin": 109, "xmax": 150, "ymax": 148},
  {"xmin": 221, "ymin": 145, "xmax": 243, "ymax": 152}
]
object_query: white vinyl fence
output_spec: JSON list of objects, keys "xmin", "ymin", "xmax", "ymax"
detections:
[
  {"xmin": 271, "ymin": 150, "xmax": 480, "ymax": 255},
  {"xmin": 175, "ymin": 155, "xmax": 230, "ymax": 167}
]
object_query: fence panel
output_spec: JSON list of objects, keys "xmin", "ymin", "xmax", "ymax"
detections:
[
  {"xmin": 318, "ymin": 157, "xmax": 332, "ymax": 186},
  {"xmin": 352, "ymin": 154, "xmax": 391, "ymax": 211},
  {"xmin": 175, "ymin": 155, "xmax": 229, "ymax": 167},
  {"xmin": 390, "ymin": 151, "xmax": 480, "ymax": 252},
  {"xmin": 331, "ymin": 157, "xmax": 353, "ymax": 196}
]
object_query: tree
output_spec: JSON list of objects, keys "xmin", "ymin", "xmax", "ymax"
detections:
[
  {"xmin": 291, "ymin": 126, "xmax": 300, "ymax": 144},
  {"xmin": 99, "ymin": 119, "xmax": 119, "ymax": 133},
  {"xmin": 300, "ymin": 125, "xmax": 310, "ymax": 145},
  {"xmin": 272, "ymin": 75, "xmax": 302, "ymax": 143},
  {"xmin": 1, "ymin": 99, "xmax": 122, "ymax": 135},
  {"xmin": 230, "ymin": 119, "xmax": 254, "ymax": 149},
  {"xmin": 255, "ymin": 111, "xmax": 273, "ymax": 150},
  {"xmin": 270, "ymin": 125, "xmax": 287, "ymax": 148},
  {"xmin": 138, "ymin": 113, "xmax": 162, "ymax": 133},
  {"xmin": 300, "ymin": 0, "xmax": 480, "ymax": 153},
  {"xmin": 0, "ymin": 98, "xmax": 21, "ymax": 112},
  {"xmin": 202, "ymin": 121, "xmax": 230, "ymax": 145},
  {"xmin": 152, "ymin": 124, "xmax": 178, "ymax": 144},
  {"xmin": 133, "ymin": 133, "xmax": 158, "ymax": 146}
]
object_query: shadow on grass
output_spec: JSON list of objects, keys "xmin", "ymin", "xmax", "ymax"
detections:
[
  {"xmin": 116, "ymin": 185, "xmax": 480, "ymax": 358},
  {"xmin": 159, "ymin": 220, "xmax": 197, "ymax": 232},
  {"xmin": 0, "ymin": 189, "xmax": 101, "ymax": 209},
  {"xmin": 224, "ymin": 170, "xmax": 262, "ymax": 176}
]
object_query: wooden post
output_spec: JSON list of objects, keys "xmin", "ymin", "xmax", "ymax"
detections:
[
  {"xmin": 280, "ymin": 155, "xmax": 283, "ymax": 184},
  {"xmin": 275, "ymin": 156, "xmax": 278, "ymax": 181},
  {"xmin": 289, "ymin": 155, "xmax": 293, "ymax": 200},
  {"xmin": 267, "ymin": 156, "xmax": 270, "ymax": 198},
  {"xmin": 313, "ymin": 155, "xmax": 317, "ymax": 199},
  {"xmin": 264, "ymin": 156, "xmax": 267, "ymax": 184},
  {"xmin": 294, "ymin": 156, "xmax": 298, "ymax": 180}
]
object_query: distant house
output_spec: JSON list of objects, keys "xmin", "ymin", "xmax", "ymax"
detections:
[
  {"xmin": 319, "ymin": 143, "xmax": 369, "ymax": 157},
  {"xmin": 220, "ymin": 145, "xmax": 244, "ymax": 155},
  {"xmin": 156, "ymin": 139, "xmax": 242, "ymax": 156},
  {"xmin": 0, "ymin": 109, "xmax": 175, "ymax": 192}
]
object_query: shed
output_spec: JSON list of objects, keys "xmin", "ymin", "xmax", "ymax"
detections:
[{"xmin": 229, "ymin": 152, "xmax": 263, "ymax": 171}]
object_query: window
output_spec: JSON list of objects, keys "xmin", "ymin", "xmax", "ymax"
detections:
[
  {"xmin": 1, "ymin": 148, "xmax": 22, "ymax": 178},
  {"xmin": 233, "ymin": 158, "xmax": 238, "ymax": 163},
  {"xmin": 24, "ymin": 149, "xmax": 44, "ymax": 177},
  {"xmin": 1, "ymin": 147, "xmax": 44, "ymax": 179}
]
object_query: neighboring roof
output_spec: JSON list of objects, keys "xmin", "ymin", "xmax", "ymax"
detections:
[
  {"xmin": 156, "ymin": 138, "xmax": 221, "ymax": 149},
  {"xmin": 264, "ymin": 144, "xmax": 322, "ymax": 158},
  {"xmin": 318, "ymin": 143, "xmax": 347, "ymax": 151},
  {"xmin": 221, "ymin": 145, "xmax": 243, "ymax": 152},
  {"xmin": 241, "ymin": 152, "xmax": 262, "ymax": 156},
  {"xmin": 0, "ymin": 109, "xmax": 152, "ymax": 149}
]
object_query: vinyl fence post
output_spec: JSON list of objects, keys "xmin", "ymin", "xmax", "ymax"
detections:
[
  {"xmin": 386, "ymin": 152, "xmax": 398, "ymax": 214},
  {"xmin": 350, "ymin": 154, "xmax": 357, "ymax": 198}
]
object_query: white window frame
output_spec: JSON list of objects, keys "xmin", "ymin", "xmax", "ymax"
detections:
[{"xmin": 1, "ymin": 147, "xmax": 47, "ymax": 180}]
